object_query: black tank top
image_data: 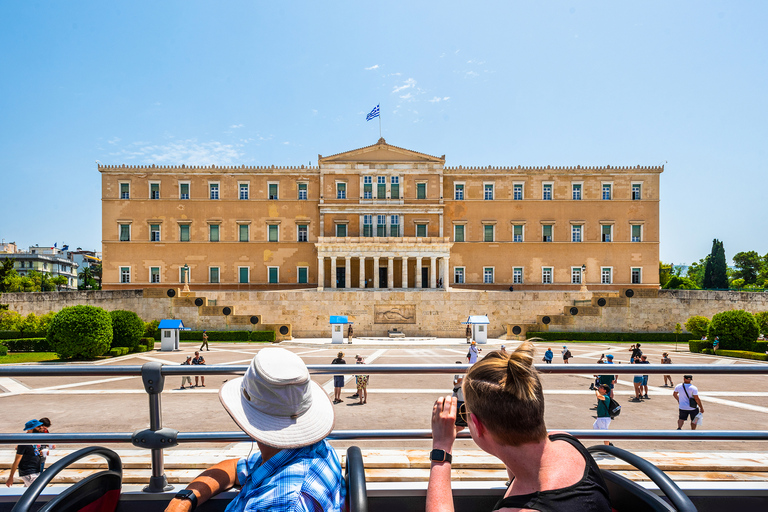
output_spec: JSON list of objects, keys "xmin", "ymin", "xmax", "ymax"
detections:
[{"xmin": 492, "ymin": 433, "xmax": 611, "ymax": 512}]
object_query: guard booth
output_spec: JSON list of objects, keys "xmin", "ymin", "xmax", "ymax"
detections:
[
  {"xmin": 159, "ymin": 319, "xmax": 185, "ymax": 351},
  {"xmin": 330, "ymin": 316, "xmax": 351, "ymax": 344},
  {"xmin": 462, "ymin": 315, "xmax": 490, "ymax": 344}
]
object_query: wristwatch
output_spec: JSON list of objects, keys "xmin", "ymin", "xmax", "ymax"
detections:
[
  {"xmin": 174, "ymin": 489, "xmax": 198, "ymax": 511},
  {"xmin": 429, "ymin": 448, "xmax": 452, "ymax": 463}
]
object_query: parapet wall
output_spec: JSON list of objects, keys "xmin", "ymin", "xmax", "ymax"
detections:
[{"xmin": 1, "ymin": 289, "xmax": 767, "ymax": 338}]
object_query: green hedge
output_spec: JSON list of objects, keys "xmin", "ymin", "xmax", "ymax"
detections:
[
  {"xmin": 0, "ymin": 331, "xmax": 48, "ymax": 340},
  {"xmin": 251, "ymin": 331, "xmax": 276, "ymax": 342},
  {"xmin": 715, "ymin": 350, "xmax": 768, "ymax": 361},
  {"xmin": 1, "ymin": 338, "xmax": 55, "ymax": 352},
  {"xmin": 689, "ymin": 340, "xmax": 714, "ymax": 353},
  {"xmin": 108, "ymin": 346, "xmax": 131, "ymax": 357},
  {"xmin": 752, "ymin": 341, "xmax": 768, "ymax": 353},
  {"xmin": 527, "ymin": 332, "xmax": 689, "ymax": 342},
  {"xmin": 136, "ymin": 345, "xmax": 148, "ymax": 353},
  {"xmin": 141, "ymin": 337, "xmax": 155, "ymax": 350},
  {"xmin": 0, "ymin": 345, "xmax": 7, "ymax": 356}
]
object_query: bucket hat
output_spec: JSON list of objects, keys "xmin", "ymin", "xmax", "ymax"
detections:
[
  {"xmin": 219, "ymin": 347, "xmax": 334, "ymax": 449},
  {"xmin": 23, "ymin": 419, "xmax": 43, "ymax": 431}
]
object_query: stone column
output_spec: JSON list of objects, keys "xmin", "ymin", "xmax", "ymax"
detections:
[
  {"xmin": 430, "ymin": 256, "xmax": 437, "ymax": 289},
  {"xmin": 401, "ymin": 256, "xmax": 408, "ymax": 289},
  {"xmin": 387, "ymin": 256, "xmax": 394, "ymax": 289},
  {"xmin": 373, "ymin": 257, "xmax": 380, "ymax": 289},
  {"xmin": 345, "ymin": 256, "xmax": 351, "ymax": 289},
  {"xmin": 415, "ymin": 257, "xmax": 423, "ymax": 288},
  {"xmin": 443, "ymin": 256, "xmax": 451, "ymax": 291},
  {"xmin": 317, "ymin": 256, "xmax": 324, "ymax": 291},
  {"xmin": 358, "ymin": 256, "xmax": 365, "ymax": 288},
  {"xmin": 330, "ymin": 257, "xmax": 337, "ymax": 289}
]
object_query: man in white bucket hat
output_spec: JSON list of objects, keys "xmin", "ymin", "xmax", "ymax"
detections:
[{"xmin": 165, "ymin": 347, "xmax": 344, "ymax": 512}]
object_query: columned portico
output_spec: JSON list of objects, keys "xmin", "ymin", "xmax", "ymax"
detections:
[
  {"xmin": 415, "ymin": 257, "xmax": 423, "ymax": 288},
  {"xmin": 317, "ymin": 256, "xmax": 324, "ymax": 291},
  {"xmin": 430, "ymin": 256, "xmax": 437, "ymax": 289},
  {"xmin": 401, "ymin": 256, "xmax": 408, "ymax": 289},
  {"xmin": 373, "ymin": 258, "xmax": 380, "ymax": 288},
  {"xmin": 358, "ymin": 256, "xmax": 364, "ymax": 288},
  {"xmin": 330, "ymin": 257, "xmax": 337, "ymax": 289},
  {"xmin": 344, "ymin": 257, "xmax": 351, "ymax": 289}
]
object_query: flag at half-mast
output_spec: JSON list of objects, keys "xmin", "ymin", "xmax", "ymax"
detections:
[{"xmin": 366, "ymin": 104, "xmax": 380, "ymax": 121}]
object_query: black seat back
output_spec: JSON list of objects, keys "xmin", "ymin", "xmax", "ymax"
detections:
[{"xmin": 344, "ymin": 446, "xmax": 368, "ymax": 512}]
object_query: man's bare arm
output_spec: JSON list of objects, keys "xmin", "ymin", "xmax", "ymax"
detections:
[
  {"xmin": 165, "ymin": 458, "xmax": 239, "ymax": 512},
  {"xmin": 5, "ymin": 453, "xmax": 23, "ymax": 487}
]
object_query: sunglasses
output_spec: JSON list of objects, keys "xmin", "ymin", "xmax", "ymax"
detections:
[{"xmin": 458, "ymin": 402, "xmax": 470, "ymax": 424}]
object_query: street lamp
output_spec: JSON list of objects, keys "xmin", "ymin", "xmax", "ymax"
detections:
[
  {"xmin": 182, "ymin": 264, "xmax": 190, "ymax": 293},
  {"xmin": 580, "ymin": 264, "xmax": 588, "ymax": 293}
]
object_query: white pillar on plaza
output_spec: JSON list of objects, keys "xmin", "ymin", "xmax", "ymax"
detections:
[
  {"xmin": 358, "ymin": 256, "xmax": 365, "ymax": 288},
  {"xmin": 415, "ymin": 257, "xmax": 423, "ymax": 288},
  {"xmin": 373, "ymin": 257, "xmax": 380, "ymax": 289},
  {"xmin": 430, "ymin": 256, "xmax": 437, "ymax": 289},
  {"xmin": 317, "ymin": 256, "xmax": 324, "ymax": 291},
  {"xmin": 401, "ymin": 256, "xmax": 408, "ymax": 289},
  {"xmin": 345, "ymin": 256, "xmax": 351, "ymax": 289},
  {"xmin": 443, "ymin": 256, "xmax": 451, "ymax": 291},
  {"xmin": 330, "ymin": 257, "xmax": 337, "ymax": 289},
  {"xmin": 387, "ymin": 256, "xmax": 394, "ymax": 289}
]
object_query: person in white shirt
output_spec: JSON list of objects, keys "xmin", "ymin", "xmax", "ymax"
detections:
[
  {"xmin": 467, "ymin": 341, "xmax": 481, "ymax": 364},
  {"xmin": 673, "ymin": 375, "xmax": 704, "ymax": 430}
]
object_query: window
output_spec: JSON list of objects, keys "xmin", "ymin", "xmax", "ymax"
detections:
[
  {"xmin": 572, "ymin": 184, "xmax": 582, "ymax": 200},
  {"xmin": 454, "ymin": 183, "xmax": 464, "ymax": 200},
  {"xmin": 484, "ymin": 225, "xmax": 494, "ymax": 242},
  {"xmin": 571, "ymin": 267, "xmax": 582, "ymax": 284},
  {"xmin": 120, "ymin": 267, "xmax": 130, "ymax": 283},
  {"xmin": 417, "ymin": 182, "xmax": 427, "ymax": 200},
  {"xmin": 336, "ymin": 182, "xmax": 347, "ymax": 199},
  {"xmin": 239, "ymin": 183, "xmax": 249, "ymax": 200},
  {"xmin": 454, "ymin": 225, "xmax": 465, "ymax": 242},
  {"xmin": 602, "ymin": 183, "xmax": 612, "ymax": 200},
  {"xmin": 239, "ymin": 267, "xmax": 249, "ymax": 284},
  {"xmin": 209, "ymin": 267, "xmax": 219, "ymax": 284},
  {"xmin": 179, "ymin": 224, "xmax": 190, "ymax": 242},
  {"xmin": 335, "ymin": 224, "xmax": 347, "ymax": 237},
  {"xmin": 150, "ymin": 267, "xmax": 160, "ymax": 283},
  {"xmin": 513, "ymin": 267, "xmax": 523, "ymax": 284},
  {"xmin": 239, "ymin": 224, "xmax": 249, "ymax": 242},
  {"xmin": 601, "ymin": 267, "xmax": 612, "ymax": 284},
  {"xmin": 268, "ymin": 267, "xmax": 279, "ymax": 284},
  {"xmin": 297, "ymin": 225, "xmax": 308, "ymax": 242},
  {"xmin": 390, "ymin": 176, "xmax": 399, "ymax": 199},
  {"xmin": 120, "ymin": 183, "xmax": 130, "ymax": 199},
  {"xmin": 542, "ymin": 183, "xmax": 552, "ymax": 201},
  {"xmin": 572, "ymin": 225, "xmax": 582, "ymax": 243},
  {"xmin": 150, "ymin": 183, "xmax": 160, "ymax": 200},
  {"xmin": 298, "ymin": 183, "xmax": 307, "ymax": 200},
  {"xmin": 484, "ymin": 184, "xmax": 494, "ymax": 200},
  {"xmin": 390, "ymin": 215, "xmax": 399, "ymax": 237},
  {"xmin": 179, "ymin": 182, "xmax": 190, "ymax": 200},
  {"xmin": 602, "ymin": 225, "xmax": 612, "ymax": 242},
  {"xmin": 209, "ymin": 224, "xmax": 220, "ymax": 242},
  {"xmin": 631, "ymin": 225, "xmax": 642, "ymax": 242},
  {"xmin": 150, "ymin": 224, "xmax": 161, "ymax": 242},
  {"xmin": 542, "ymin": 267, "xmax": 553, "ymax": 284},
  {"xmin": 454, "ymin": 267, "xmax": 465, "ymax": 284},
  {"xmin": 363, "ymin": 215, "xmax": 373, "ymax": 237},
  {"xmin": 377, "ymin": 177, "xmax": 386, "ymax": 199},
  {"xmin": 416, "ymin": 224, "xmax": 427, "ymax": 237},
  {"xmin": 542, "ymin": 225, "xmax": 552, "ymax": 242},
  {"xmin": 298, "ymin": 267, "xmax": 308, "ymax": 284},
  {"xmin": 268, "ymin": 225, "xmax": 279, "ymax": 242},
  {"xmin": 513, "ymin": 225, "xmax": 523, "ymax": 243},
  {"xmin": 268, "ymin": 183, "xmax": 279, "ymax": 200},
  {"xmin": 631, "ymin": 267, "xmax": 642, "ymax": 284},
  {"xmin": 483, "ymin": 267, "xmax": 494, "ymax": 284},
  {"xmin": 376, "ymin": 215, "xmax": 386, "ymax": 237},
  {"xmin": 632, "ymin": 183, "xmax": 642, "ymax": 200},
  {"xmin": 209, "ymin": 183, "xmax": 219, "ymax": 200},
  {"xmin": 119, "ymin": 224, "xmax": 130, "ymax": 242},
  {"xmin": 513, "ymin": 184, "xmax": 523, "ymax": 201},
  {"xmin": 363, "ymin": 177, "xmax": 372, "ymax": 199}
]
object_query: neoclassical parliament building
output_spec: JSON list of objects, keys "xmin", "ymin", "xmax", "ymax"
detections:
[{"xmin": 100, "ymin": 138, "xmax": 661, "ymax": 291}]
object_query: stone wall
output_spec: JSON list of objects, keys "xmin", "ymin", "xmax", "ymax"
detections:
[{"xmin": 2, "ymin": 289, "xmax": 767, "ymax": 338}]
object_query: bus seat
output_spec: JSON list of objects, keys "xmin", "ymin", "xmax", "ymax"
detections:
[{"xmin": 344, "ymin": 446, "xmax": 368, "ymax": 512}]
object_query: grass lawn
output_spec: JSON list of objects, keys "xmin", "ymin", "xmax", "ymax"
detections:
[{"xmin": 0, "ymin": 352, "xmax": 60, "ymax": 364}]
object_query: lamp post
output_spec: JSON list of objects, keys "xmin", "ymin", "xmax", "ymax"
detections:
[
  {"xmin": 580, "ymin": 264, "xmax": 588, "ymax": 293},
  {"xmin": 182, "ymin": 264, "xmax": 190, "ymax": 293}
]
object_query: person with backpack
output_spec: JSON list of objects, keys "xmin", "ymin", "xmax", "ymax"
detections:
[
  {"xmin": 561, "ymin": 346, "xmax": 572, "ymax": 364},
  {"xmin": 593, "ymin": 384, "xmax": 614, "ymax": 446},
  {"xmin": 674, "ymin": 375, "xmax": 704, "ymax": 430}
]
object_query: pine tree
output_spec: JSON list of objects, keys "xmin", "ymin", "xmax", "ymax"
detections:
[
  {"xmin": 712, "ymin": 240, "xmax": 728, "ymax": 289},
  {"xmin": 703, "ymin": 239, "xmax": 716, "ymax": 289}
]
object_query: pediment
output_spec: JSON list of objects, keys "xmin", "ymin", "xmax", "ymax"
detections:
[{"xmin": 319, "ymin": 138, "xmax": 445, "ymax": 164}]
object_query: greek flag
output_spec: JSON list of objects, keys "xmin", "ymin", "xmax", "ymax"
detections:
[{"xmin": 366, "ymin": 104, "xmax": 380, "ymax": 121}]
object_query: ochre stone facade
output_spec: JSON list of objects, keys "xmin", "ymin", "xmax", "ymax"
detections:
[{"xmin": 100, "ymin": 138, "xmax": 661, "ymax": 291}]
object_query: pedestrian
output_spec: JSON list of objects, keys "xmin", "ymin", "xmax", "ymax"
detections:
[
  {"xmin": 630, "ymin": 363, "xmax": 644, "ymax": 402},
  {"xmin": 452, "ymin": 361, "xmax": 466, "ymax": 427},
  {"xmin": 674, "ymin": 375, "xmax": 704, "ymax": 430},
  {"xmin": 465, "ymin": 324, "xmax": 472, "ymax": 344},
  {"xmin": 596, "ymin": 355, "xmax": 617, "ymax": 398},
  {"xmin": 594, "ymin": 384, "xmax": 613, "ymax": 446},
  {"xmin": 499, "ymin": 344, "xmax": 507, "ymax": 354},
  {"xmin": 713, "ymin": 336, "xmax": 720, "ymax": 352},
  {"xmin": 180, "ymin": 356, "xmax": 193, "ymax": 389},
  {"xmin": 5, "ymin": 420, "xmax": 44, "ymax": 487},
  {"xmin": 543, "ymin": 347, "xmax": 553, "ymax": 364},
  {"xmin": 38, "ymin": 418, "xmax": 54, "ymax": 473},
  {"xmin": 347, "ymin": 324, "xmax": 354, "ymax": 343},
  {"xmin": 561, "ymin": 346, "xmax": 572, "ymax": 364},
  {"xmin": 200, "ymin": 330, "xmax": 209, "ymax": 351},
  {"xmin": 661, "ymin": 353, "xmax": 673, "ymax": 387},
  {"xmin": 467, "ymin": 340, "xmax": 481, "ymax": 364},
  {"xmin": 331, "ymin": 351, "xmax": 346, "ymax": 404},
  {"xmin": 354, "ymin": 355, "xmax": 368, "ymax": 404},
  {"xmin": 193, "ymin": 351, "xmax": 206, "ymax": 387},
  {"xmin": 639, "ymin": 355, "xmax": 651, "ymax": 399}
]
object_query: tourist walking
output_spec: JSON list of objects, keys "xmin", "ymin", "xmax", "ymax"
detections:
[
  {"xmin": 5, "ymin": 420, "xmax": 44, "ymax": 487},
  {"xmin": 452, "ymin": 361, "xmax": 466, "ymax": 427},
  {"xmin": 543, "ymin": 347, "xmax": 553, "ymax": 364},
  {"xmin": 674, "ymin": 375, "xmax": 704, "ymax": 430},
  {"xmin": 467, "ymin": 341, "xmax": 481, "ymax": 364},
  {"xmin": 331, "ymin": 352, "xmax": 346, "ymax": 403},
  {"xmin": 193, "ymin": 351, "xmax": 206, "ymax": 387},
  {"xmin": 630, "ymin": 365, "xmax": 644, "ymax": 402},
  {"xmin": 713, "ymin": 336, "xmax": 720, "ymax": 352},
  {"xmin": 354, "ymin": 355, "xmax": 368, "ymax": 404},
  {"xmin": 180, "ymin": 356, "xmax": 193, "ymax": 389},
  {"xmin": 499, "ymin": 345, "xmax": 507, "ymax": 354},
  {"xmin": 200, "ymin": 330, "xmax": 209, "ymax": 351},
  {"xmin": 597, "ymin": 355, "xmax": 617, "ymax": 398},
  {"xmin": 661, "ymin": 352, "xmax": 673, "ymax": 387},
  {"xmin": 38, "ymin": 418, "xmax": 54, "ymax": 473},
  {"xmin": 561, "ymin": 346, "xmax": 572, "ymax": 364},
  {"xmin": 594, "ymin": 384, "xmax": 613, "ymax": 446},
  {"xmin": 639, "ymin": 355, "xmax": 651, "ymax": 399},
  {"xmin": 629, "ymin": 343, "xmax": 642, "ymax": 363}
]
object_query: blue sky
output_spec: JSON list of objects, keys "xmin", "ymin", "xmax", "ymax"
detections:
[{"xmin": 1, "ymin": 1, "xmax": 766, "ymax": 265}]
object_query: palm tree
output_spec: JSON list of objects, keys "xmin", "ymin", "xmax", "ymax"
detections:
[{"xmin": 78, "ymin": 266, "xmax": 93, "ymax": 289}]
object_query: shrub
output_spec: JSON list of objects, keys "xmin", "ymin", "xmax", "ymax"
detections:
[
  {"xmin": 1, "ymin": 338, "xmax": 54, "ymax": 352},
  {"xmin": 662, "ymin": 276, "xmax": 699, "ymax": 290},
  {"xmin": 144, "ymin": 319, "xmax": 160, "ymax": 339},
  {"xmin": 0, "ymin": 330, "xmax": 47, "ymax": 340},
  {"xmin": 0, "ymin": 345, "xmax": 7, "ymax": 356},
  {"xmin": 179, "ymin": 330, "xmax": 251, "ymax": 341},
  {"xmin": 684, "ymin": 316, "xmax": 710, "ymax": 340},
  {"xmin": 108, "ymin": 348, "xmax": 122, "ymax": 357},
  {"xmin": 141, "ymin": 337, "xmax": 155, "ymax": 350},
  {"xmin": 688, "ymin": 340, "xmax": 713, "ymax": 353},
  {"xmin": 702, "ymin": 348, "xmax": 714, "ymax": 354},
  {"xmin": 708, "ymin": 310, "xmax": 759, "ymax": 351},
  {"xmin": 754, "ymin": 311, "xmax": 768, "ymax": 334},
  {"xmin": 137, "ymin": 345, "xmax": 148, "ymax": 353},
  {"xmin": 46, "ymin": 305, "xmax": 112, "ymax": 359},
  {"xmin": 716, "ymin": 349, "xmax": 768, "ymax": 361},
  {"xmin": 526, "ymin": 332, "xmax": 686, "ymax": 342},
  {"xmin": 752, "ymin": 341, "xmax": 768, "ymax": 353},
  {"xmin": 250, "ymin": 331, "xmax": 276, "ymax": 342},
  {"xmin": 110, "ymin": 310, "xmax": 145, "ymax": 351}
]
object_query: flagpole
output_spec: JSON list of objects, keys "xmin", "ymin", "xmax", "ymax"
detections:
[{"xmin": 379, "ymin": 104, "xmax": 382, "ymax": 138}]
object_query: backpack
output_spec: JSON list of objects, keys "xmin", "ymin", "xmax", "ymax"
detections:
[
  {"xmin": 564, "ymin": 350, "xmax": 572, "ymax": 359},
  {"xmin": 607, "ymin": 397, "xmax": 622, "ymax": 418}
]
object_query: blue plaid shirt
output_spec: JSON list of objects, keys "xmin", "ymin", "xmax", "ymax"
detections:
[{"xmin": 225, "ymin": 440, "xmax": 345, "ymax": 512}]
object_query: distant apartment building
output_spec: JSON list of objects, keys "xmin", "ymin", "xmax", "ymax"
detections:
[
  {"xmin": 63, "ymin": 248, "xmax": 102, "ymax": 288},
  {"xmin": 0, "ymin": 244, "xmax": 79, "ymax": 290},
  {"xmin": 100, "ymin": 138, "xmax": 661, "ymax": 291}
]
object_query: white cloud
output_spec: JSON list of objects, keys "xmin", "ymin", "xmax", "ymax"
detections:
[
  {"xmin": 108, "ymin": 137, "xmax": 121, "ymax": 145},
  {"xmin": 465, "ymin": 71, "xmax": 479, "ymax": 78},
  {"xmin": 230, "ymin": 124, "xmax": 244, "ymax": 129},
  {"xmin": 392, "ymin": 78, "xmax": 416, "ymax": 93},
  {"xmin": 107, "ymin": 139, "xmax": 244, "ymax": 166},
  {"xmin": 365, "ymin": 64, "xmax": 379, "ymax": 70},
  {"xmin": 400, "ymin": 92, "xmax": 413, "ymax": 100},
  {"xmin": 428, "ymin": 97, "xmax": 450, "ymax": 103}
]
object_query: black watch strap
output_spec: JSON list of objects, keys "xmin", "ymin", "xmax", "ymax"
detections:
[
  {"xmin": 175, "ymin": 489, "xmax": 198, "ymax": 511},
  {"xmin": 429, "ymin": 448, "xmax": 452, "ymax": 463}
]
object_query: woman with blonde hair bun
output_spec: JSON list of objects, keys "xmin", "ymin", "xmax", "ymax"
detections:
[{"xmin": 426, "ymin": 342, "xmax": 611, "ymax": 512}]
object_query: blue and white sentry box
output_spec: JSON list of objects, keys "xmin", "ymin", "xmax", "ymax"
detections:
[
  {"xmin": 159, "ymin": 319, "xmax": 185, "ymax": 351},
  {"xmin": 330, "ymin": 316, "xmax": 350, "ymax": 344},
  {"xmin": 461, "ymin": 315, "xmax": 490, "ymax": 344}
]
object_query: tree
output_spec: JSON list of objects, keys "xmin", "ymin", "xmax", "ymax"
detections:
[
  {"xmin": 0, "ymin": 259, "xmax": 15, "ymax": 293},
  {"xmin": 684, "ymin": 315, "xmax": 710, "ymax": 339},
  {"xmin": 732, "ymin": 251, "xmax": 764, "ymax": 285},
  {"xmin": 46, "ymin": 305, "xmax": 112, "ymax": 359},
  {"xmin": 91, "ymin": 263, "xmax": 103, "ymax": 289},
  {"xmin": 78, "ymin": 266, "xmax": 93, "ymax": 289},
  {"xmin": 50, "ymin": 276, "xmax": 68, "ymax": 291},
  {"xmin": 686, "ymin": 257, "xmax": 709, "ymax": 289},
  {"xmin": 110, "ymin": 310, "xmax": 145, "ymax": 351},
  {"xmin": 708, "ymin": 310, "xmax": 759, "ymax": 350},
  {"xmin": 662, "ymin": 276, "xmax": 699, "ymax": 290},
  {"xmin": 703, "ymin": 239, "xmax": 728, "ymax": 289},
  {"xmin": 659, "ymin": 262, "xmax": 674, "ymax": 288}
]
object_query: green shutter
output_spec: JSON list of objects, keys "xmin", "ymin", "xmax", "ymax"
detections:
[
  {"xmin": 484, "ymin": 225, "xmax": 494, "ymax": 242},
  {"xmin": 417, "ymin": 183, "xmax": 426, "ymax": 199},
  {"xmin": 239, "ymin": 268, "xmax": 249, "ymax": 283},
  {"xmin": 390, "ymin": 183, "xmax": 399, "ymax": 199},
  {"xmin": 455, "ymin": 225, "xmax": 464, "ymax": 242},
  {"xmin": 269, "ymin": 268, "xmax": 278, "ymax": 283},
  {"xmin": 298, "ymin": 267, "xmax": 308, "ymax": 284},
  {"xmin": 210, "ymin": 225, "xmax": 219, "ymax": 242}
]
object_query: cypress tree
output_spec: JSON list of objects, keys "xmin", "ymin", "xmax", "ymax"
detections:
[
  {"xmin": 703, "ymin": 239, "xmax": 716, "ymax": 289},
  {"xmin": 712, "ymin": 240, "xmax": 728, "ymax": 289}
]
